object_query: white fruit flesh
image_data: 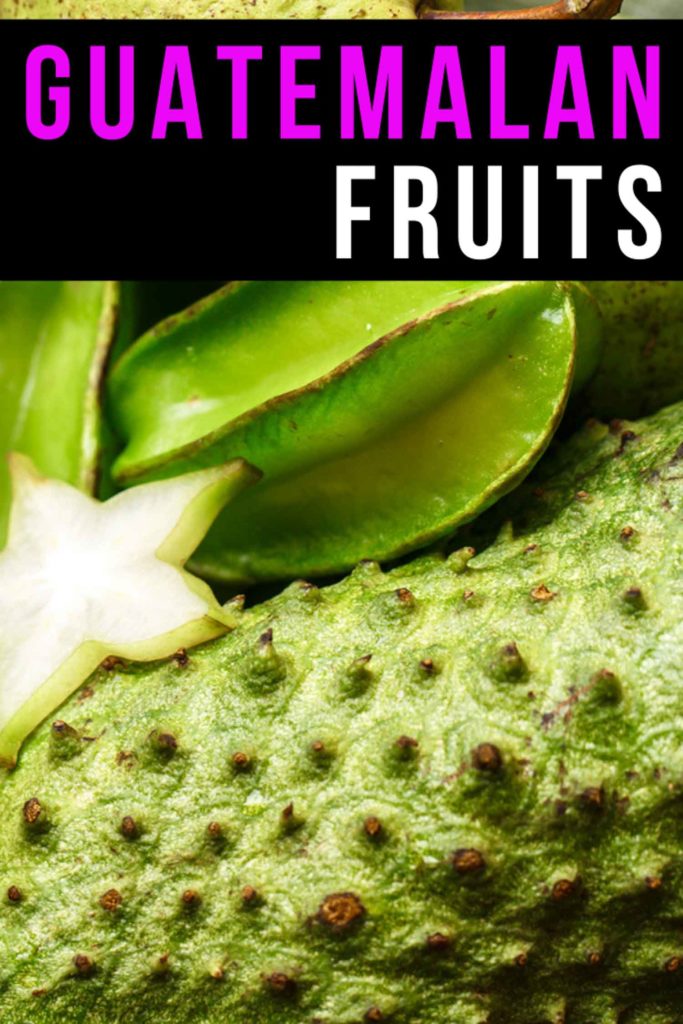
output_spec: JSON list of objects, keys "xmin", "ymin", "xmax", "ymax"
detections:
[{"xmin": 0, "ymin": 455, "xmax": 260, "ymax": 767}]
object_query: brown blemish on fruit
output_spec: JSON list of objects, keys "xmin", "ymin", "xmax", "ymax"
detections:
[
  {"xmin": 155, "ymin": 952, "xmax": 171, "ymax": 975},
  {"xmin": 580, "ymin": 787, "xmax": 605, "ymax": 811},
  {"xmin": 364, "ymin": 816, "xmax": 383, "ymax": 839},
  {"xmin": 181, "ymin": 889, "xmax": 201, "ymax": 909},
  {"xmin": 115, "ymin": 750, "xmax": 136, "ymax": 766},
  {"xmin": 616, "ymin": 430, "xmax": 638, "ymax": 456},
  {"xmin": 77, "ymin": 687, "xmax": 94, "ymax": 702},
  {"xmin": 646, "ymin": 876, "xmax": 663, "ymax": 891},
  {"xmin": 99, "ymin": 889, "xmax": 122, "ymax": 911},
  {"xmin": 542, "ymin": 671, "xmax": 617, "ymax": 730},
  {"xmin": 420, "ymin": 657, "xmax": 435, "ymax": 674},
  {"xmin": 311, "ymin": 740, "xmax": 326, "ymax": 755},
  {"xmin": 73, "ymin": 954, "xmax": 94, "ymax": 976},
  {"xmin": 575, "ymin": 490, "xmax": 590, "ymax": 501},
  {"xmin": 23, "ymin": 797, "xmax": 43, "ymax": 826},
  {"xmin": 472, "ymin": 743, "xmax": 503, "ymax": 773},
  {"xmin": 620, "ymin": 525, "xmax": 635, "ymax": 541},
  {"xmin": 623, "ymin": 586, "xmax": 647, "ymax": 610},
  {"xmin": 7, "ymin": 885, "xmax": 22, "ymax": 903},
  {"xmin": 531, "ymin": 584, "xmax": 556, "ymax": 602},
  {"xmin": 232, "ymin": 751, "xmax": 251, "ymax": 770},
  {"xmin": 524, "ymin": 543, "xmax": 538, "ymax": 554},
  {"xmin": 452, "ymin": 848, "xmax": 486, "ymax": 875},
  {"xmin": 52, "ymin": 720, "xmax": 78, "ymax": 739},
  {"xmin": 264, "ymin": 972, "xmax": 297, "ymax": 996},
  {"xmin": 259, "ymin": 628, "xmax": 274, "ymax": 647},
  {"xmin": 365, "ymin": 1008, "xmax": 384, "ymax": 1022},
  {"xmin": 207, "ymin": 821, "xmax": 223, "ymax": 839},
  {"xmin": 101, "ymin": 656, "xmax": 122, "ymax": 672},
  {"xmin": 241, "ymin": 885, "xmax": 259, "ymax": 904},
  {"xmin": 317, "ymin": 892, "xmax": 365, "ymax": 932},
  {"xmin": 395, "ymin": 735, "xmax": 419, "ymax": 761},
  {"xmin": 396, "ymin": 587, "xmax": 414, "ymax": 605},
  {"xmin": 665, "ymin": 957, "xmax": 682, "ymax": 973},
  {"xmin": 551, "ymin": 879, "xmax": 576, "ymax": 901},
  {"xmin": 120, "ymin": 816, "xmax": 138, "ymax": 839},
  {"xmin": 156, "ymin": 732, "xmax": 178, "ymax": 752},
  {"xmin": 587, "ymin": 951, "xmax": 602, "ymax": 966},
  {"xmin": 426, "ymin": 932, "xmax": 451, "ymax": 952},
  {"xmin": 173, "ymin": 648, "xmax": 189, "ymax": 667}
]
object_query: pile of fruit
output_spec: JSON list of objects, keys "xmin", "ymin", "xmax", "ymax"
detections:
[{"xmin": 0, "ymin": 279, "xmax": 681, "ymax": 1023}]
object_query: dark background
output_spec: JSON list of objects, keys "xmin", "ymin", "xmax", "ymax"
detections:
[{"xmin": 0, "ymin": 18, "xmax": 679, "ymax": 279}]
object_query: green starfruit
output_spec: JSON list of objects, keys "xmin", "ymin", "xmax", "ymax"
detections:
[
  {"xmin": 0, "ymin": 281, "xmax": 118, "ymax": 546},
  {"xmin": 109, "ymin": 280, "xmax": 601, "ymax": 584},
  {"xmin": 0, "ymin": 455, "xmax": 259, "ymax": 767}
]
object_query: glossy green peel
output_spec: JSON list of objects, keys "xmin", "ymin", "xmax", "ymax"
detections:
[
  {"xmin": 0, "ymin": 456, "xmax": 259, "ymax": 767},
  {"xmin": 0, "ymin": 281, "xmax": 118, "ymax": 545},
  {"xmin": 109, "ymin": 280, "xmax": 600, "ymax": 583},
  {"xmin": 0, "ymin": 400, "xmax": 681, "ymax": 1023}
]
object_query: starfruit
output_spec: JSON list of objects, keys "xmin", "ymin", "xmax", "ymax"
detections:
[
  {"xmin": 0, "ymin": 281, "xmax": 118, "ymax": 546},
  {"xmin": 0, "ymin": 455, "xmax": 259, "ymax": 767},
  {"xmin": 109, "ymin": 280, "xmax": 601, "ymax": 584}
]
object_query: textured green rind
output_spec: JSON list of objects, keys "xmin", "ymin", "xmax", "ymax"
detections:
[
  {"xmin": 579, "ymin": 282, "xmax": 683, "ymax": 421},
  {"xmin": 0, "ymin": 0, "xmax": 422, "ymax": 17},
  {"xmin": 1, "ymin": 401, "xmax": 682, "ymax": 1024}
]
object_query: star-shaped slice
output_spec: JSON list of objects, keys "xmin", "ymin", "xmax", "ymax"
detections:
[{"xmin": 0, "ymin": 455, "xmax": 260, "ymax": 767}]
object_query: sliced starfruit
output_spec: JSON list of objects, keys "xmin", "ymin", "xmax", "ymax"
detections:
[
  {"xmin": 109, "ymin": 281, "xmax": 601, "ymax": 584},
  {"xmin": 0, "ymin": 281, "xmax": 119, "ymax": 545},
  {"xmin": 0, "ymin": 456, "xmax": 259, "ymax": 767}
]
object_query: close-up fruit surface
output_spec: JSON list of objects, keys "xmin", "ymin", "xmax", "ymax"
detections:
[
  {"xmin": 109, "ymin": 280, "xmax": 600, "ymax": 583},
  {"xmin": 0, "ymin": 397, "xmax": 681, "ymax": 1023},
  {"xmin": 0, "ymin": 276, "xmax": 681, "ymax": 1024},
  {"xmin": 5, "ymin": 0, "xmax": 677, "ymax": 19}
]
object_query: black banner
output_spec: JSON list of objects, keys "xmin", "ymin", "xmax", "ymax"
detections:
[{"xmin": 0, "ymin": 18, "xmax": 679, "ymax": 278}]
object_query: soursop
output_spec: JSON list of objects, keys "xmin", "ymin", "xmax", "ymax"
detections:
[{"xmin": 0, "ymin": 400, "xmax": 682, "ymax": 1024}]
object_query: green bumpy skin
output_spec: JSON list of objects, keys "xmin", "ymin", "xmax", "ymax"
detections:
[
  {"xmin": 1, "ymin": 399, "xmax": 682, "ymax": 1024},
  {"xmin": 0, "ymin": 0, "xmax": 430, "ymax": 17},
  {"xmin": 109, "ymin": 280, "xmax": 601, "ymax": 583},
  {"xmin": 579, "ymin": 282, "xmax": 683, "ymax": 421}
]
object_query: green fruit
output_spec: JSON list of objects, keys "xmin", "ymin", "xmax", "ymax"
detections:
[
  {"xmin": 109, "ymin": 280, "xmax": 601, "ymax": 583},
  {"xmin": 0, "ymin": 0, "xmax": 429, "ymax": 16},
  {"xmin": 579, "ymin": 281, "xmax": 683, "ymax": 420},
  {"xmin": 0, "ymin": 456, "xmax": 259, "ymax": 767},
  {"xmin": 115, "ymin": 282, "xmax": 226, "ymax": 364},
  {"xmin": 1, "ymin": 398, "xmax": 681, "ymax": 1023},
  {"xmin": 0, "ymin": 281, "xmax": 118, "ymax": 545},
  {"xmin": 0, "ymin": 0, "xmax": 624, "ymax": 15}
]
